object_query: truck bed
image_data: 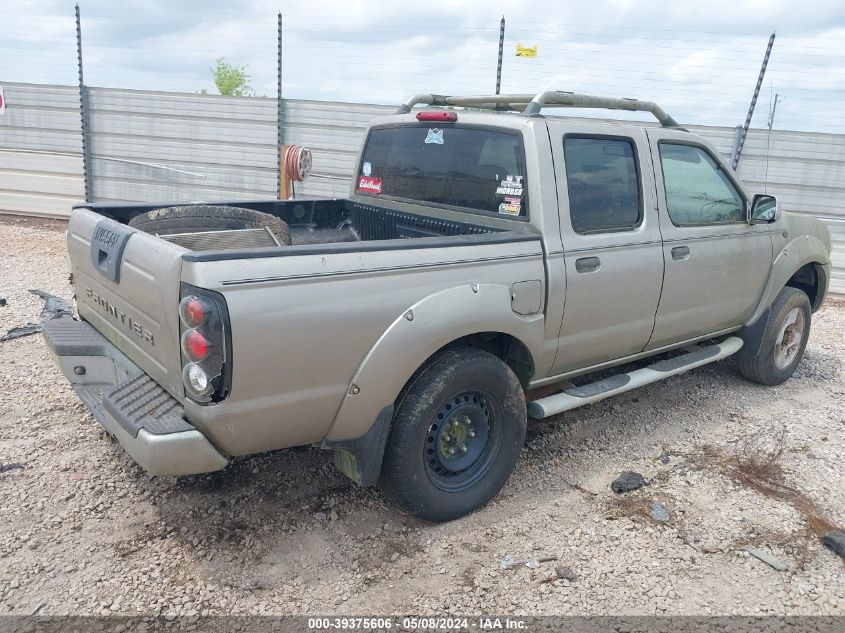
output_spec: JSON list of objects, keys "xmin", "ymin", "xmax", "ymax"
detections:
[
  {"xmin": 81, "ymin": 198, "xmax": 511, "ymax": 253},
  {"xmin": 66, "ymin": 200, "xmax": 541, "ymax": 433}
]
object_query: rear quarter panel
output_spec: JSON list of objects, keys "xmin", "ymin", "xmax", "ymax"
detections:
[{"xmin": 180, "ymin": 238, "xmax": 546, "ymax": 456}]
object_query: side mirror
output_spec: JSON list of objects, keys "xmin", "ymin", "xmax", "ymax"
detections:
[{"xmin": 750, "ymin": 194, "xmax": 779, "ymax": 223}]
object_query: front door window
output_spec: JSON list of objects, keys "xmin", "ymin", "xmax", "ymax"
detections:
[{"xmin": 658, "ymin": 143, "xmax": 745, "ymax": 226}]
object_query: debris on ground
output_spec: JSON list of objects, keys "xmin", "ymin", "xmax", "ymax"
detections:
[
  {"xmin": 526, "ymin": 436, "xmax": 546, "ymax": 451},
  {"xmin": 524, "ymin": 559, "xmax": 539, "ymax": 569},
  {"xmin": 555, "ymin": 566, "xmax": 577, "ymax": 581},
  {"xmin": 0, "ymin": 462, "xmax": 25, "ymax": 473},
  {"xmin": 30, "ymin": 288, "xmax": 74, "ymax": 321},
  {"xmin": 657, "ymin": 449, "xmax": 680, "ymax": 464},
  {"xmin": 28, "ymin": 602, "xmax": 46, "ymax": 616},
  {"xmin": 0, "ymin": 289, "xmax": 74, "ymax": 342},
  {"xmin": 742, "ymin": 546, "xmax": 789, "ymax": 572},
  {"xmin": 500, "ymin": 555, "xmax": 517, "ymax": 570},
  {"xmin": 0, "ymin": 324, "xmax": 41, "ymax": 342},
  {"xmin": 821, "ymin": 530, "xmax": 845, "ymax": 559},
  {"xmin": 650, "ymin": 501, "xmax": 671, "ymax": 522},
  {"xmin": 611, "ymin": 471, "xmax": 647, "ymax": 493},
  {"xmin": 541, "ymin": 566, "xmax": 577, "ymax": 584},
  {"xmin": 696, "ymin": 433, "xmax": 840, "ymax": 541},
  {"xmin": 0, "ymin": 297, "xmax": 6, "ymax": 306}
]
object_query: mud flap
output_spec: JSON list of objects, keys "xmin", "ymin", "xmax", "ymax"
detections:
[
  {"xmin": 322, "ymin": 405, "xmax": 394, "ymax": 487},
  {"xmin": 738, "ymin": 306, "xmax": 771, "ymax": 358}
]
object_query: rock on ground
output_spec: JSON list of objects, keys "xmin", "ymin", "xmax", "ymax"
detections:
[
  {"xmin": 612, "ymin": 471, "xmax": 648, "ymax": 493},
  {"xmin": 821, "ymin": 530, "xmax": 845, "ymax": 558}
]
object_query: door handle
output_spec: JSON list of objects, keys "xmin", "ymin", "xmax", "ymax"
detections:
[
  {"xmin": 575, "ymin": 256, "xmax": 601, "ymax": 273},
  {"xmin": 671, "ymin": 246, "xmax": 690, "ymax": 261}
]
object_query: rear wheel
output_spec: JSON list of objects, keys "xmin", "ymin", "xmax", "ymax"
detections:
[
  {"xmin": 737, "ymin": 286, "xmax": 811, "ymax": 385},
  {"xmin": 382, "ymin": 347, "xmax": 527, "ymax": 522}
]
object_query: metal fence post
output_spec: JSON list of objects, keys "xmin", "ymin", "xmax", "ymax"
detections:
[
  {"xmin": 75, "ymin": 4, "xmax": 92, "ymax": 201},
  {"xmin": 277, "ymin": 12, "xmax": 285, "ymax": 199},
  {"xmin": 495, "ymin": 16, "xmax": 505, "ymax": 95},
  {"xmin": 732, "ymin": 32, "xmax": 776, "ymax": 171},
  {"xmin": 729, "ymin": 124, "xmax": 743, "ymax": 167}
]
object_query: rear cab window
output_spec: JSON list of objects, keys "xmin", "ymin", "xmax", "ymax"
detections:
[{"xmin": 356, "ymin": 125, "xmax": 529, "ymax": 219}]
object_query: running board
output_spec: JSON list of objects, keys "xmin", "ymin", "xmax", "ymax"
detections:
[{"xmin": 527, "ymin": 336, "xmax": 744, "ymax": 419}]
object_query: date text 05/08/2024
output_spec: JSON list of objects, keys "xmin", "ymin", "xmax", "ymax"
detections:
[{"xmin": 307, "ymin": 617, "xmax": 527, "ymax": 630}]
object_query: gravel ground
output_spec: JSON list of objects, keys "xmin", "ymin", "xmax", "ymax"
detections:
[{"xmin": 0, "ymin": 215, "xmax": 843, "ymax": 618}]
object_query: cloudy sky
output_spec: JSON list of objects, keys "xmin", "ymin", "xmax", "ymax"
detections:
[{"xmin": 4, "ymin": 0, "xmax": 845, "ymax": 132}]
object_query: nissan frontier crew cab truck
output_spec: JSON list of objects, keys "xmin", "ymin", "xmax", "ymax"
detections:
[{"xmin": 44, "ymin": 90, "xmax": 832, "ymax": 522}]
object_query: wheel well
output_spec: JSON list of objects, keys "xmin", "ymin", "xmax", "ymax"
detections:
[
  {"xmin": 450, "ymin": 332, "xmax": 535, "ymax": 388},
  {"xmin": 397, "ymin": 333, "xmax": 535, "ymax": 403},
  {"xmin": 785, "ymin": 263, "xmax": 825, "ymax": 311}
]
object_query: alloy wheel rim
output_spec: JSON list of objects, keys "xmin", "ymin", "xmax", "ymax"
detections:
[{"xmin": 774, "ymin": 307, "xmax": 805, "ymax": 370}]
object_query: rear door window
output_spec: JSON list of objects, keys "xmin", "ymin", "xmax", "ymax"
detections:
[
  {"xmin": 357, "ymin": 125, "xmax": 528, "ymax": 218},
  {"xmin": 563, "ymin": 136, "xmax": 642, "ymax": 234}
]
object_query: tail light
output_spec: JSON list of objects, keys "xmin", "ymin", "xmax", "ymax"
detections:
[
  {"xmin": 178, "ymin": 284, "xmax": 232, "ymax": 404},
  {"xmin": 180, "ymin": 296, "xmax": 208, "ymax": 328},
  {"xmin": 181, "ymin": 329, "xmax": 210, "ymax": 361}
]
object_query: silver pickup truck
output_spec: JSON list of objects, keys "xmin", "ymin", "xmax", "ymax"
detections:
[{"xmin": 44, "ymin": 91, "xmax": 831, "ymax": 521}]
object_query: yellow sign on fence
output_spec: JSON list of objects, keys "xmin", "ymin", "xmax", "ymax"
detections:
[{"xmin": 515, "ymin": 43, "xmax": 538, "ymax": 58}]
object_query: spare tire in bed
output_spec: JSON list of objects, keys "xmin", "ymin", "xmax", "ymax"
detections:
[{"xmin": 128, "ymin": 205, "xmax": 292, "ymax": 246}]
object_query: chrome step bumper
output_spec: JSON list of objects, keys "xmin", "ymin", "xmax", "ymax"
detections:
[{"xmin": 43, "ymin": 317, "xmax": 228, "ymax": 476}]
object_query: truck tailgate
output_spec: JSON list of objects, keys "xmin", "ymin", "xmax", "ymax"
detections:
[{"xmin": 67, "ymin": 208, "xmax": 186, "ymax": 398}]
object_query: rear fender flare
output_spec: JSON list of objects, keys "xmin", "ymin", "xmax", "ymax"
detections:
[{"xmin": 324, "ymin": 283, "xmax": 544, "ymax": 443}]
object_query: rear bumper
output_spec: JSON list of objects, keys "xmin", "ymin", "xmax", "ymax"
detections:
[{"xmin": 43, "ymin": 317, "xmax": 228, "ymax": 476}]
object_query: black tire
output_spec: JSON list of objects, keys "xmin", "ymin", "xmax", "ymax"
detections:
[
  {"xmin": 736, "ymin": 286, "xmax": 811, "ymax": 386},
  {"xmin": 382, "ymin": 347, "xmax": 527, "ymax": 522},
  {"xmin": 128, "ymin": 205, "xmax": 292, "ymax": 245}
]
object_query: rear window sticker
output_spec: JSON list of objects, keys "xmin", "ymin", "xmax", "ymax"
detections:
[
  {"xmin": 425, "ymin": 128, "xmax": 444, "ymax": 145},
  {"xmin": 496, "ymin": 175, "xmax": 524, "ymax": 197},
  {"xmin": 362, "ymin": 161, "xmax": 372, "ymax": 177},
  {"xmin": 358, "ymin": 176, "xmax": 383, "ymax": 194},
  {"xmin": 499, "ymin": 196, "xmax": 522, "ymax": 216}
]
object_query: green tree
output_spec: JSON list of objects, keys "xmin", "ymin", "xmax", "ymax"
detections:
[{"xmin": 212, "ymin": 57, "xmax": 253, "ymax": 96}]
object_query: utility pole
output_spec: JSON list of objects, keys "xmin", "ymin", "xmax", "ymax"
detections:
[
  {"xmin": 495, "ymin": 16, "xmax": 505, "ymax": 95},
  {"xmin": 731, "ymin": 31, "xmax": 776, "ymax": 171}
]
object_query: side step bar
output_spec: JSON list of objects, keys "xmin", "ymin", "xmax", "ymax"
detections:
[{"xmin": 528, "ymin": 336, "xmax": 744, "ymax": 419}]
